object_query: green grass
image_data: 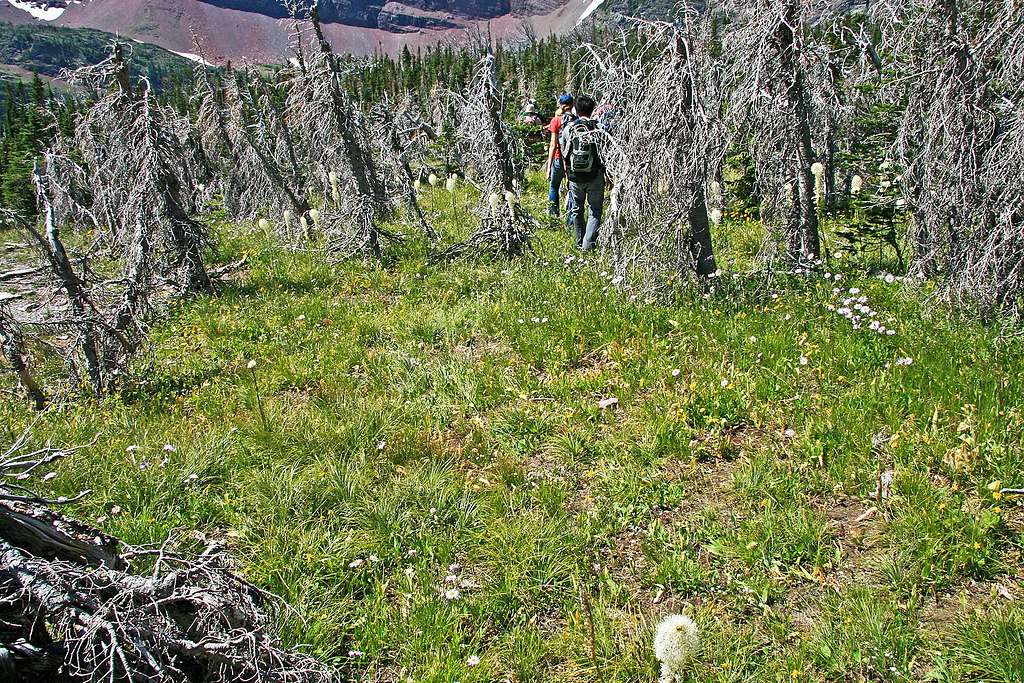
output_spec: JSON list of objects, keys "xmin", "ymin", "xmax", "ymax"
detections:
[{"xmin": 2, "ymin": 174, "xmax": 1023, "ymax": 681}]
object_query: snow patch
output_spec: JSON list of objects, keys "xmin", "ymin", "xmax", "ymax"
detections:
[
  {"xmin": 169, "ymin": 50, "xmax": 215, "ymax": 67},
  {"xmin": 7, "ymin": 0, "xmax": 66, "ymax": 21},
  {"xmin": 575, "ymin": 0, "xmax": 606, "ymax": 27}
]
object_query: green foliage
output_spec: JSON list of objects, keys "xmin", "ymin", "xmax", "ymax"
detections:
[
  {"xmin": 0, "ymin": 22, "xmax": 204, "ymax": 91},
  {"xmin": 806, "ymin": 587, "xmax": 921, "ymax": 681},
  {"xmin": 3, "ymin": 174, "xmax": 1023, "ymax": 680}
]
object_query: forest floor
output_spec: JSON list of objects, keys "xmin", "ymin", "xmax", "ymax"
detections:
[{"xmin": 2, "ymin": 174, "xmax": 1023, "ymax": 682}]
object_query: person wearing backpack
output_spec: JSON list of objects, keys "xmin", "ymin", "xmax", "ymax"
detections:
[
  {"xmin": 560, "ymin": 95, "xmax": 605, "ymax": 251},
  {"xmin": 544, "ymin": 93, "xmax": 575, "ymax": 230}
]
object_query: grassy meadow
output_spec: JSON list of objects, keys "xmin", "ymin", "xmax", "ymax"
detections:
[{"xmin": 2, "ymin": 173, "xmax": 1023, "ymax": 682}]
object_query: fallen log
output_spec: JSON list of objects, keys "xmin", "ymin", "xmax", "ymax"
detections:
[{"xmin": 0, "ymin": 430, "xmax": 339, "ymax": 683}]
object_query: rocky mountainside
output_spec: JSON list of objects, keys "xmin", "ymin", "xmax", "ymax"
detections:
[
  {"xmin": 200, "ymin": 0, "xmax": 565, "ymax": 31},
  {"xmin": 0, "ymin": 0, "xmax": 591, "ymax": 61}
]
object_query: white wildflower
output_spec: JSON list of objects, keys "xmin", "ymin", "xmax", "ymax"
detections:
[
  {"xmin": 488, "ymin": 192, "xmax": 501, "ymax": 211},
  {"xmin": 443, "ymin": 587, "xmax": 460, "ymax": 601},
  {"xmin": 851, "ymin": 175, "xmax": 863, "ymax": 194},
  {"xmin": 329, "ymin": 171, "xmax": 340, "ymax": 204},
  {"xmin": 428, "ymin": 173, "xmax": 438, "ymax": 186},
  {"xmin": 466, "ymin": 655, "xmax": 481, "ymax": 666},
  {"xmin": 445, "ymin": 175, "xmax": 457, "ymax": 192},
  {"xmin": 709, "ymin": 208, "xmax": 722, "ymax": 225},
  {"xmin": 653, "ymin": 614, "xmax": 699, "ymax": 683}
]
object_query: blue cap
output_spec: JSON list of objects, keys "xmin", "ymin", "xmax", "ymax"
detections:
[{"xmin": 558, "ymin": 93, "xmax": 574, "ymax": 105}]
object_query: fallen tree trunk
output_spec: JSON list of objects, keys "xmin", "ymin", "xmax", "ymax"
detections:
[{"xmin": 0, "ymin": 433, "xmax": 338, "ymax": 683}]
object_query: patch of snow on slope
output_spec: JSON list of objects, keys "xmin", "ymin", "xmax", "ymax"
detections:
[
  {"xmin": 575, "ymin": 0, "xmax": 606, "ymax": 27},
  {"xmin": 170, "ymin": 50, "xmax": 215, "ymax": 67},
  {"xmin": 7, "ymin": 0, "xmax": 66, "ymax": 21}
]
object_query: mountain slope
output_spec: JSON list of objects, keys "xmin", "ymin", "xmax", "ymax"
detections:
[
  {"xmin": 0, "ymin": 21, "xmax": 208, "ymax": 89},
  {"xmin": 2, "ymin": 0, "xmax": 594, "ymax": 62}
]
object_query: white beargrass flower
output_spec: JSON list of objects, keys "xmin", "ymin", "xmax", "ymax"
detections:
[
  {"xmin": 504, "ymin": 190, "xmax": 516, "ymax": 206},
  {"xmin": 428, "ymin": 173, "xmax": 438, "ymax": 186},
  {"xmin": 810, "ymin": 162, "xmax": 825, "ymax": 176},
  {"xmin": 283, "ymin": 210, "xmax": 294, "ymax": 231},
  {"xmin": 413, "ymin": 178, "xmax": 422, "ymax": 192},
  {"xmin": 709, "ymin": 208, "xmax": 722, "ymax": 225},
  {"xmin": 653, "ymin": 614, "xmax": 699, "ymax": 683},
  {"xmin": 488, "ymin": 192, "xmax": 501, "ymax": 211},
  {"xmin": 258, "ymin": 218, "xmax": 271, "ymax": 234},
  {"xmin": 300, "ymin": 216, "xmax": 308, "ymax": 234},
  {"xmin": 851, "ymin": 175, "xmax": 863, "ymax": 194},
  {"xmin": 329, "ymin": 171, "xmax": 340, "ymax": 204},
  {"xmin": 445, "ymin": 175, "xmax": 457, "ymax": 192},
  {"xmin": 309, "ymin": 209, "xmax": 321, "ymax": 229}
]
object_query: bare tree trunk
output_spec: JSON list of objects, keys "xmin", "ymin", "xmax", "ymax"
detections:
[
  {"xmin": 778, "ymin": 0, "xmax": 821, "ymax": 266},
  {"xmin": 676, "ymin": 35, "xmax": 719, "ymax": 277},
  {"xmin": 0, "ymin": 302, "xmax": 45, "ymax": 410},
  {"xmin": 29, "ymin": 172, "xmax": 104, "ymax": 393},
  {"xmin": 687, "ymin": 191, "xmax": 717, "ymax": 276}
]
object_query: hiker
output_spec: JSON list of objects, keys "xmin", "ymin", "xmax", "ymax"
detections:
[
  {"xmin": 561, "ymin": 95, "xmax": 606, "ymax": 251},
  {"xmin": 519, "ymin": 100, "xmax": 544, "ymax": 127},
  {"xmin": 544, "ymin": 93, "xmax": 575, "ymax": 229}
]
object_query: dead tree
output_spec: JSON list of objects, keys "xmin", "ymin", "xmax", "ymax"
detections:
[
  {"xmin": 724, "ymin": 0, "xmax": 835, "ymax": 271},
  {"xmin": 53, "ymin": 43, "xmax": 211, "ymax": 293},
  {"xmin": 0, "ymin": 426, "xmax": 339, "ymax": 682},
  {"xmin": 0, "ymin": 299, "xmax": 45, "ymax": 409},
  {"xmin": 27, "ymin": 165, "xmax": 153, "ymax": 395},
  {"xmin": 191, "ymin": 54, "xmax": 245, "ymax": 217},
  {"xmin": 371, "ymin": 97, "xmax": 439, "ymax": 240},
  {"xmin": 875, "ymin": 0, "xmax": 1024, "ymax": 312},
  {"xmin": 590, "ymin": 16, "xmax": 724, "ymax": 296},
  {"xmin": 285, "ymin": 9, "xmax": 399, "ymax": 258},
  {"xmin": 440, "ymin": 55, "xmax": 535, "ymax": 259}
]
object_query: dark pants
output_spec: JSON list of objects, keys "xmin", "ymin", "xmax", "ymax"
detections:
[
  {"xmin": 548, "ymin": 158, "xmax": 574, "ymax": 230},
  {"xmin": 568, "ymin": 175, "xmax": 605, "ymax": 251}
]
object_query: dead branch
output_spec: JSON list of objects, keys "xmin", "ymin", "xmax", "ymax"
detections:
[
  {"xmin": 439, "ymin": 54, "xmax": 535, "ymax": 259},
  {"xmin": 0, "ymin": 428, "xmax": 339, "ymax": 682}
]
